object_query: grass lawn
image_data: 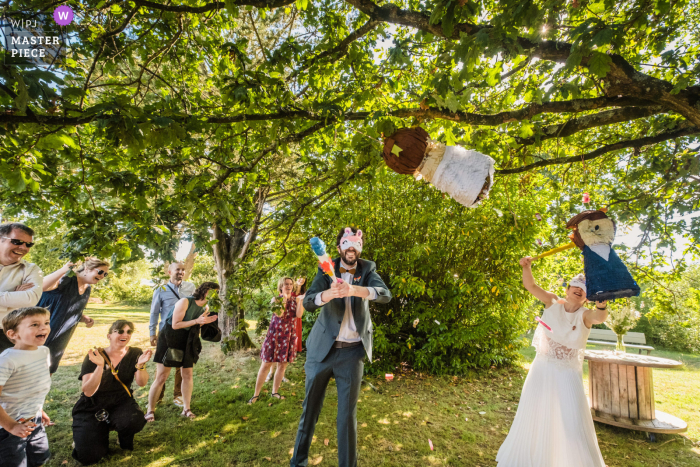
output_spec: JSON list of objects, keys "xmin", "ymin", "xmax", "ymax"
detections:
[{"xmin": 43, "ymin": 304, "xmax": 700, "ymax": 466}]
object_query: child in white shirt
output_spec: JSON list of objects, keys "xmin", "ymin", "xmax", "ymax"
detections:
[{"xmin": 0, "ymin": 307, "xmax": 52, "ymax": 467}]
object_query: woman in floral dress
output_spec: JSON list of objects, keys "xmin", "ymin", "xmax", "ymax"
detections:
[{"xmin": 248, "ymin": 276, "xmax": 301, "ymax": 403}]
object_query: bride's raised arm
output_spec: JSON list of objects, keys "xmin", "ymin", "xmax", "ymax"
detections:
[{"xmin": 519, "ymin": 256, "xmax": 558, "ymax": 305}]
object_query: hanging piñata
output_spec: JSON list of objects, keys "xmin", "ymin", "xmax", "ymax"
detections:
[
  {"xmin": 566, "ymin": 210, "xmax": 640, "ymax": 301},
  {"xmin": 533, "ymin": 209, "xmax": 641, "ymax": 301},
  {"xmin": 382, "ymin": 127, "xmax": 495, "ymax": 208}
]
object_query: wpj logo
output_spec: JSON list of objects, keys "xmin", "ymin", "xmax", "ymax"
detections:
[
  {"xmin": 0, "ymin": 7, "xmax": 70, "ymax": 67},
  {"xmin": 54, "ymin": 6, "xmax": 74, "ymax": 26}
]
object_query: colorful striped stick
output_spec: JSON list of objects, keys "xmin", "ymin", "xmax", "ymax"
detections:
[
  {"xmin": 535, "ymin": 316, "xmax": 552, "ymax": 331},
  {"xmin": 310, "ymin": 237, "xmax": 340, "ymax": 283}
]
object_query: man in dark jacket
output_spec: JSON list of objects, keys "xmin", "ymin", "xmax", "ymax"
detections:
[{"xmin": 290, "ymin": 227, "xmax": 392, "ymax": 467}]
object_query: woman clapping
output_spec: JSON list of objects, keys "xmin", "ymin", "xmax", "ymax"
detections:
[{"xmin": 71, "ymin": 320, "xmax": 151, "ymax": 465}]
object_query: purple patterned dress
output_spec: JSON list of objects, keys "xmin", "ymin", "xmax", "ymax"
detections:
[{"xmin": 260, "ymin": 294, "xmax": 298, "ymax": 363}]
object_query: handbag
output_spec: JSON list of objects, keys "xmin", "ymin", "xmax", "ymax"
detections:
[
  {"xmin": 162, "ymin": 348, "xmax": 184, "ymax": 366},
  {"xmin": 201, "ymin": 314, "xmax": 221, "ymax": 342}
]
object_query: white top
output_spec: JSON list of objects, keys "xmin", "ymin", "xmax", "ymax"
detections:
[
  {"xmin": 0, "ymin": 346, "xmax": 51, "ymax": 420},
  {"xmin": 533, "ymin": 301, "xmax": 592, "ymax": 369},
  {"xmin": 0, "ymin": 260, "xmax": 44, "ymax": 329},
  {"xmin": 315, "ymin": 260, "xmax": 377, "ymax": 342}
]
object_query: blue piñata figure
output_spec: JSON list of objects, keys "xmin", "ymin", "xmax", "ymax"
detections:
[{"xmin": 566, "ymin": 210, "xmax": 641, "ymax": 301}]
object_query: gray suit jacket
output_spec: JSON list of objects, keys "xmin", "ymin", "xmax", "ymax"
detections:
[{"xmin": 303, "ymin": 258, "xmax": 391, "ymax": 363}]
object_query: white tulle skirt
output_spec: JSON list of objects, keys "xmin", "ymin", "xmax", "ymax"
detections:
[{"xmin": 496, "ymin": 354, "xmax": 605, "ymax": 467}]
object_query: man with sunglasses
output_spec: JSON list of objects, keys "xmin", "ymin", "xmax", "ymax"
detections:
[{"xmin": 0, "ymin": 223, "xmax": 44, "ymax": 352}]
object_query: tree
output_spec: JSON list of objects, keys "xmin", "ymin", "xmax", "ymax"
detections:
[{"xmin": 1, "ymin": 0, "xmax": 698, "ymax": 354}]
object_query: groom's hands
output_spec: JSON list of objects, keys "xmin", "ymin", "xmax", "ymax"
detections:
[
  {"xmin": 321, "ymin": 280, "xmax": 343, "ymax": 302},
  {"xmin": 320, "ymin": 280, "xmax": 368, "ymax": 301}
]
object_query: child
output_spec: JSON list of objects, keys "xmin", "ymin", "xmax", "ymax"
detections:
[{"xmin": 0, "ymin": 307, "xmax": 52, "ymax": 467}]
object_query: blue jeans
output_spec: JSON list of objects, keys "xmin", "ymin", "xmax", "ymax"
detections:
[{"xmin": 0, "ymin": 416, "xmax": 50, "ymax": 467}]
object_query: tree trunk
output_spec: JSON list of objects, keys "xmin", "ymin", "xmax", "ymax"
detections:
[
  {"xmin": 182, "ymin": 243, "xmax": 197, "ymax": 281},
  {"xmin": 210, "ymin": 188, "xmax": 268, "ymax": 353},
  {"xmin": 212, "ymin": 224, "xmax": 255, "ymax": 353}
]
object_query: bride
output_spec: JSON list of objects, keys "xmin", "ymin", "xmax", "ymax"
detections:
[{"xmin": 496, "ymin": 257, "xmax": 608, "ymax": 467}]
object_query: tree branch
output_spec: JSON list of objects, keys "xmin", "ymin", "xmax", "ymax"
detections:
[
  {"xmin": 102, "ymin": 5, "xmax": 140, "ymax": 38},
  {"xmin": 516, "ymin": 105, "xmax": 666, "ymax": 145},
  {"xmin": 290, "ymin": 18, "xmax": 381, "ymax": 79},
  {"xmin": 496, "ymin": 125, "xmax": 700, "ymax": 175},
  {"xmin": 134, "ymin": 0, "xmax": 296, "ymax": 14},
  {"xmin": 0, "ymin": 96, "xmax": 656, "ymax": 127},
  {"xmin": 343, "ymin": 0, "xmax": 700, "ymax": 127}
]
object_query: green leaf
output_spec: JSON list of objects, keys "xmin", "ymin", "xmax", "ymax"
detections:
[
  {"xmin": 591, "ymin": 28, "xmax": 614, "ymax": 48},
  {"xmin": 391, "ymin": 144, "xmax": 403, "ymax": 156},
  {"xmin": 519, "ymin": 121, "xmax": 534, "ymax": 139},
  {"xmin": 589, "ymin": 51, "xmax": 612, "ymax": 77},
  {"xmin": 445, "ymin": 94, "xmax": 460, "ymax": 113}
]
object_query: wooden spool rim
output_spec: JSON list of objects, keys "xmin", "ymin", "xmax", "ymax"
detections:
[{"xmin": 584, "ymin": 350, "xmax": 682, "ymax": 368}]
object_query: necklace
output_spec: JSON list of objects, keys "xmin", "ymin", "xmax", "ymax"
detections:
[{"xmin": 564, "ymin": 309, "xmax": 578, "ymax": 331}]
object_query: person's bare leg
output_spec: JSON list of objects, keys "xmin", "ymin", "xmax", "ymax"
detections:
[
  {"xmin": 272, "ymin": 362, "xmax": 288, "ymax": 397},
  {"xmin": 181, "ymin": 367, "xmax": 194, "ymax": 413},
  {"xmin": 266, "ymin": 363, "xmax": 276, "ymax": 381},
  {"xmin": 254, "ymin": 362, "xmax": 274, "ymax": 398},
  {"xmin": 147, "ymin": 364, "xmax": 171, "ymax": 414}
]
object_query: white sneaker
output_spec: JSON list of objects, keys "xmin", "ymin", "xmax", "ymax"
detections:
[
  {"xmin": 265, "ymin": 371, "xmax": 273, "ymax": 383},
  {"xmin": 282, "ymin": 377, "xmax": 290, "ymax": 383},
  {"xmin": 173, "ymin": 396, "xmax": 184, "ymax": 407}
]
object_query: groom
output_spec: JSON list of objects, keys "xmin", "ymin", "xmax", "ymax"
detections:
[{"xmin": 290, "ymin": 227, "xmax": 392, "ymax": 467}]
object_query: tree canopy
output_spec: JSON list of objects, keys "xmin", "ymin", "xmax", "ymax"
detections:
[{"xmin": 1, "ymin": 0, "xmax": 698, "ymax": 356}]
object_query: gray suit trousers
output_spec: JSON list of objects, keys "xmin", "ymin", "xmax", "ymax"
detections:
[{"xmin": 290, "ymin": 344, "xmax": 365, "ymax": 467}]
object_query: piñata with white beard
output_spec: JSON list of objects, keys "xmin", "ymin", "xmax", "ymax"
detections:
[{"xmin": 382, "ymin": 127, "xmax": 495, "ymax": 208}]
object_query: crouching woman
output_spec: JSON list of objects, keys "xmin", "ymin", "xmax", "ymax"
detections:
[{"xmin": 71, "ymin": 320, "xmax": 152, "ymax": 465}]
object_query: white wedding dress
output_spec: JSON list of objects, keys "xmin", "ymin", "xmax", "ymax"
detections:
[{"xmin": 496, "ymin": 301, "xmax": 605, "ymax": 467}]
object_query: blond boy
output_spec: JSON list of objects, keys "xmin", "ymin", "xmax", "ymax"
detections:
[{"xmin": 0, "ymin": 307, "xmax": 52, "ymax": 467}]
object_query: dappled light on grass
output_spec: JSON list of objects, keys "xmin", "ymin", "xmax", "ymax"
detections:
[
  {"xmin": 41, "ymin": 305, "xmax": 700, "ymax": 466},
  {"xmin": 58, "ymin": 304, "xmax": 151, "ymax": 368}
]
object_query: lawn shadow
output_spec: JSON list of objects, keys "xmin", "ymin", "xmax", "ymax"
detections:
[{"xmin": 41, "ymin": 306, "xmax": 700, "ymax": 466}]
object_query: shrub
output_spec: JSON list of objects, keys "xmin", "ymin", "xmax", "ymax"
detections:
[
  {"xmin": 93, "ymin": 259, "xmax": 154, "ymax": 305},
  {"xmin": 272, "ymin": 168, "xmax": 556, "ymax": 374}
]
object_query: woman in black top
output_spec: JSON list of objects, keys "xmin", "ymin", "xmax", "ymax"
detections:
[
  {"xmin": 71, "ymin": 320, "xmax": 152, "ymax": 465},
  {"xmin": 40, "ymin": 258, "xmax": 110, "ymax": 373}
]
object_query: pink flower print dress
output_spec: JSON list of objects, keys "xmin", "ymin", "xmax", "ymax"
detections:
[{"xmin": 260, "ymin": 293, "xmax": 298, "ymax": 363}]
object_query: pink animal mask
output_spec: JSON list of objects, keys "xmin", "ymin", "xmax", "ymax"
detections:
[{"xmin": 339, "ymin": 228, "xmax": 363, "ymax": 253}]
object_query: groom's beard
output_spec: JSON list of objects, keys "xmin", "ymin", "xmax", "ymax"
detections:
[{"xmin": 340, "ymin": 249, "xmax": 359, "ymax": 266}]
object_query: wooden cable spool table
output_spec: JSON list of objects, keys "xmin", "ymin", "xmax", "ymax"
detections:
[{"xmin": 585, "ymin": 350, "xmax": 687, "ymax": 441}]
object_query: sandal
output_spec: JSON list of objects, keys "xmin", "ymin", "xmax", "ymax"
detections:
[
  {"xmin": 247, "ymin": 395, "xmax": 260, "ymax": 405},
  {"xmin": 144, "ymin": 411, "xmax": 155, "ymax": 423},
  {"xmin": 181, "ymin": 409, "xmax": 196, "ymax": 419},
  {"xmin": 271, "ymin": 393, "xmax": 285, "ymax": 400}
]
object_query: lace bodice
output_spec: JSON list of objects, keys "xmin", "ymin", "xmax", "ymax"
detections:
[{"xmin": 533, "ymin": 325, "xmax": 585, "ymax": 369}]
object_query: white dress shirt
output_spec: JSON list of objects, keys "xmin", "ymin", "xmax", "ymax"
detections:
[
  {"xmin": 0, "ymin": 260, "xmax": 43, "ymax": 329},
  {"xmin": 315, "ymin": 260, "xmax": 377, "ymax": 342}
]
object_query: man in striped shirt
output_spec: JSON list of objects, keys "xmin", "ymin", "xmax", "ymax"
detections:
[{"xmin": 0, "ymin": 307, "xmax": 52, "ymax": 467}]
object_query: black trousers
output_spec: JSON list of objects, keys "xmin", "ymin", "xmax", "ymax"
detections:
[
  {"xmin": 291, "ymin": 344, "xmax": 365, "ymax": 467},
  {"xmin": 71, "ymin": 397, "xmax": 146, "ymax": 465}
]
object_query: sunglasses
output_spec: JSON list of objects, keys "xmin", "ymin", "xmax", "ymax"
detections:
[
  {"xmin": 113, "ymin": 329, "xmax": 133, "ymax": 335},
  {"xmin": 96, "ymin": 269, "xmax": 109, "ymax": 277},
  {"xmin": 1, "ymin": 237, "xmax": 35, "ymax": 248}
]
